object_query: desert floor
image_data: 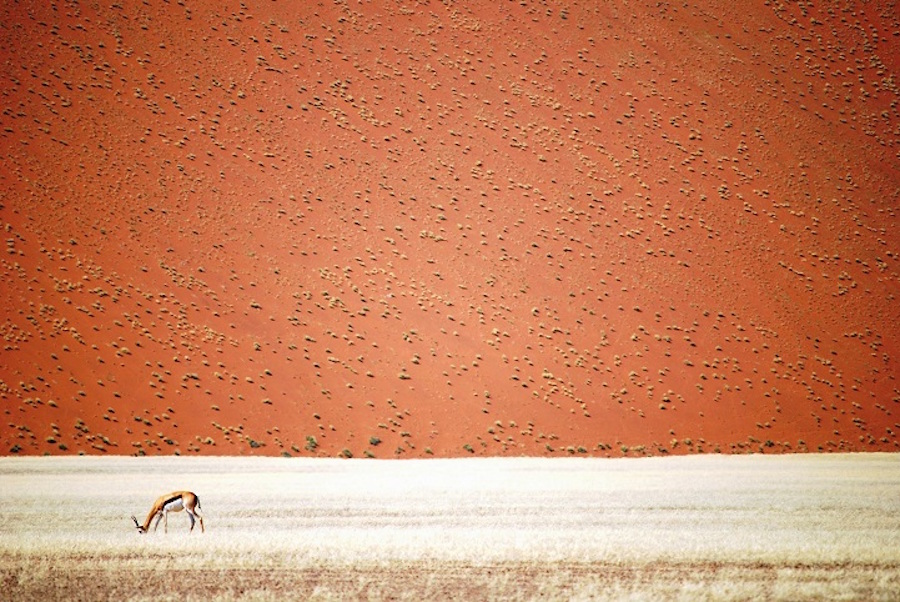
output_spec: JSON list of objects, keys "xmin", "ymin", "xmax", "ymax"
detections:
[{"xmin": 1, "ymin": 454, "xmax": 899, "ymax": 601}]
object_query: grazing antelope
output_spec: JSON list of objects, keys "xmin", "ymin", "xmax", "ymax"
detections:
[{"xmin": 132, "ymin": 491, "xmax": 205, "ymax": 534}]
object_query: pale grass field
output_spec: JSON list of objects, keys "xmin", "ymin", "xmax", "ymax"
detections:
[{"xmin": 1, "ymin": 454, "xmax": 898, "ymax": 601}]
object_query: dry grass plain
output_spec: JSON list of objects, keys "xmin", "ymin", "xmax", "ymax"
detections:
[{"xmin": 1, "ymin": 455, "xmax": 898, "ymax": 601}]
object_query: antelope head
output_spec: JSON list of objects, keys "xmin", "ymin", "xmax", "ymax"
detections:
[{"xmin": 132, "ymin": 515, "xmax": 148, "ymax": 534}]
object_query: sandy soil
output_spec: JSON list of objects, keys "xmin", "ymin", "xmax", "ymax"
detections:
[{"xmin": 1, "ymin": 0, "xmax": 898, "ymax": 457}]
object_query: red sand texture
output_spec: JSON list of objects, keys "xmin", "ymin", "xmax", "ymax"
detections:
[{"xmin": 1, "ymin": 1, "xmax": 898, "ymax": 458}]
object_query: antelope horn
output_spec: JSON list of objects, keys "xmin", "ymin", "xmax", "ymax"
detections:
[{"xmin": 131, "ymin": 516, "xmax": 144, "ymax": 532}]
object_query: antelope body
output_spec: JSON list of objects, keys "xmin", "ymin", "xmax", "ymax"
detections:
[{"xmin": 132, "ymin": 491, "xmax": 204, "ymax": 533}]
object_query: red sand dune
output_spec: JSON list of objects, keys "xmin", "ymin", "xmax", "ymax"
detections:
[{"xmin": 1, "ymin": 0, "xmax": 897, "ymax": 457}]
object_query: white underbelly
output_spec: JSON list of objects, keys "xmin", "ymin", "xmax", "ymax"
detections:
[{"xmin": 163, "ymin": 499, "xmax": 184, "ymax": 512}]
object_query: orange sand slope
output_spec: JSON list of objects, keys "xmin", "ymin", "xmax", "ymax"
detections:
[{"xmin": 1, "ymin": 1, "xmax": 897, "ymax": 457}]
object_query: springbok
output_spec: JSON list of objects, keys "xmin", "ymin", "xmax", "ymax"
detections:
[{"xmin": 132, "ymin": 491, "xmax": 205, "ymax": 534}]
